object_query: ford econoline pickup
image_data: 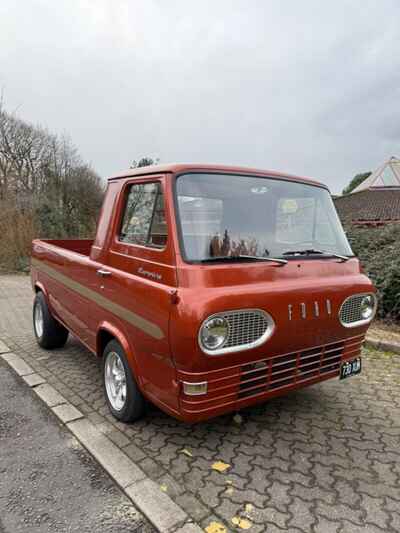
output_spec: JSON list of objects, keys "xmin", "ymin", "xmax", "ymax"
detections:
[{"xmin": 31, "ymin": 164, "xmax": 376, "ymax": 422}]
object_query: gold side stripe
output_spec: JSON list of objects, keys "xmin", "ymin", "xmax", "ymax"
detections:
[{"xmin": 31, "ymin": 257, "xmax": 164, "ymax": 340}]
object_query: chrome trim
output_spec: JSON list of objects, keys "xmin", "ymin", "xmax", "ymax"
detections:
[
  {"xmin": 339, "ymin": 293, "xmax": 377, "ymax": 328},
  {"xmin": 301, "ymin": 303, "xmax": 306, "ymax": 319},
  {"xmin": 288, "ymin": 304, "xmax": 293, "ymax": 321},
  {"xmin": 97, "ymin": 269, "xmax": 112, "ymax": 277},
  {"xmin": 314, "ymin": 301, "xmax": 319, "ymax": 317},
  {"xmin": 34, "ymin": 301, "xmax": 44, "ymax": 338},
  {"xmin": 326, "ymin": 299, "xmax": 332, "ymax": 315},
  {"xmin": 104, "ymin": 351, "xmax": 127, "ymax": 411},
  {"xmin": 198, "ymin": 309, "xmax": 275, "ymax": 355}
]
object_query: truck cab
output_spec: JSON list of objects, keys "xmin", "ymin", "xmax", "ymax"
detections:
[{"xmin": 31, "ymin": 164, "xmax": 376, "ymax": 422}]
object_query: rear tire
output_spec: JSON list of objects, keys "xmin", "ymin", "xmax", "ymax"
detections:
[
  {"xmin": 33, "ymin": 292, "xmax": 69, "ymax": 349},
  {"xmin": 103, "ymin": 340, "xmax": 145, "ymax": 422}
]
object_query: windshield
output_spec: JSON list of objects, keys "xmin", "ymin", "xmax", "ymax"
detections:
[{"xmin": 175, "ymin": 173, "xmax": 353, "ymax": 262}]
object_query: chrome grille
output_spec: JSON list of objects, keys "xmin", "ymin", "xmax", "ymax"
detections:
[
  {"xmin": 339, "ymin": 293, "xmax": 376, "ymax": 326},
  {"xmin": 340, "ymin": 295, "xmax": 364, "ymax": 324},
  {"xmin": 223, "ymin": 310, "xmax": 270, "ymax": 348},
  {"xmin": 199, "ymin": 309, "xmax": 274, "ymax": 355},
  {"xmin": 239, "ymin": 340, "xmax": 346, "ymax": 399}
]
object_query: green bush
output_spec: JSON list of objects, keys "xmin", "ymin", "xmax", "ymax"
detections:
[{"xmin": 344, "ymin": 223, "xmax": 400, "ymax": 320}]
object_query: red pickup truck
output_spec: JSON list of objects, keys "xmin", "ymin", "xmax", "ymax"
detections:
[{"xmin": 31, "ymin": 164, "xmax": 376, "ymax": 423}]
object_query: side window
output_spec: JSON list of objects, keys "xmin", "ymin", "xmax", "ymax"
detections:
[
  {"xmin": 93, "ymin": 182, "xmax": 118, "ymax": 248},
  {"xmin": 119, "ymin": 182, "xmax": 167, "ymax": 247}
]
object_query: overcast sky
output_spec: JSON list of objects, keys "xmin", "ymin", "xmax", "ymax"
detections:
[{"xmin": 1, "ymin": 1, "xmax": 399, "ymax": 193}]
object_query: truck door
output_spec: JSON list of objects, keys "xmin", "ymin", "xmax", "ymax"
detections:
[{"xmin": 90, "ymin": 176, "xmax": 179, "ymax": 411}]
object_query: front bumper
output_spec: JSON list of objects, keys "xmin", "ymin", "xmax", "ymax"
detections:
[{"xmin": 177, "ymin": 333, "xmax": 364, "ymax": 422}]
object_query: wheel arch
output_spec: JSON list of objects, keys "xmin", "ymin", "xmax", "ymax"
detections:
[
  {"xmin": 34, "ymin": 281, "xmax": 48, "ymax": 297},
  {"xmin": 96, "ymin": 322, "xmax": 143, "ymax": 388},
  {"xmin": 33, "ymin": 282, "xmax": 53, "ymax": 313}
]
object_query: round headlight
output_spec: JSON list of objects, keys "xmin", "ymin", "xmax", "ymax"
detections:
[
  {"xmin": 199, "ymin": 316, "xmax": 229, "ymax": 351},
  {"xmin": 360, "ymin": 295, "xmax": 375, "ymax": 320}
]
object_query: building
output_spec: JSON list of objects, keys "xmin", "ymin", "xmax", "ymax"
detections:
[{"xmin": 334, "ymin": 156, "xmax": 400, "ymax": 226}]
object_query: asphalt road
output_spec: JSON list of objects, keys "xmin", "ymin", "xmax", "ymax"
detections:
[{"xmin": 0, "ymin": 359, "xmax": 154, "ymax": 533}]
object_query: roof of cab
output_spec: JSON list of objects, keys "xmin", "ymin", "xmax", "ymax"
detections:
[{"xmin": 108, "ymin": 163, "xmax": 328, "ymax": 190}]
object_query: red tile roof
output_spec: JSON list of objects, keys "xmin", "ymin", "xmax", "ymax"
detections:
[{"xmin": 334, "ymin": 189, "xmax": 400, "ymax": 225}]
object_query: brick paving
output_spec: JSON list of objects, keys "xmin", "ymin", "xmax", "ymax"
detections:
[{"xmin": 1, "ymin": 274, "xmax": 400, "ymax": 532}]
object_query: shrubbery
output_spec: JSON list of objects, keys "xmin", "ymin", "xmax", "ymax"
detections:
[
  {"xmin": 0, "ymin": 104, "xmax": 104, "ymax": 271},
  {"xmin": 344, "ymin": 223, "xmax": 400, "ymax": 321}
]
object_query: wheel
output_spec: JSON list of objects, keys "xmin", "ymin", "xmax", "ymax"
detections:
[
  {"xmin": 103, "ymin": 340, "xmax": 145, "ymax": 422},
  {"xmin": 33, "ymin": 291, "xmax": 69, "ymax": 349}
]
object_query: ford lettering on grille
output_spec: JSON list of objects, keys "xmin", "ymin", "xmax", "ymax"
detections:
[{"xmin": 288, "ymin": 300, "xmax": 332, "ymax": 320}]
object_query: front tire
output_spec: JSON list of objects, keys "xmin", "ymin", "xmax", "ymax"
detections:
[
  {"xmin": 103, "ymin": 340, "xmax": 145, "ymax": 422},
  {"xmin": 33, "ymin": 292, "xmax": 69, "ymax": 349}
]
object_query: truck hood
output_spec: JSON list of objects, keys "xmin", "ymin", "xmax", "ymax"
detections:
[{"xmin": 170, "ymin": 258, "xmax": 374, "ymax": 372}]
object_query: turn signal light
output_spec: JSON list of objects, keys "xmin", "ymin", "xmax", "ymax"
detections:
[{"xmin": 182, "ymin": 381, "xmax": 208, "ymax": 396}]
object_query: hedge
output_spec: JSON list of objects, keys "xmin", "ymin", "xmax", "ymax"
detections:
[{"xmin": 344, "ymin": 223, "xmax": 400, "ymax": 321}]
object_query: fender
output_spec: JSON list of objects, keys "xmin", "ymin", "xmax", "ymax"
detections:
[
  {"xmin": 34, "ymin": 280, "xmax": 48, "ymax": 298},
  {"xmin": 96, "ymin": 320, "xmax": 144, "ymax": 390},
  {"xmin": 33, "ymin": 281, "xmax": 62, "ymax": 323}
]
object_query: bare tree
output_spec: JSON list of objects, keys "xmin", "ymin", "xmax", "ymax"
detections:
[
  {"xmin": 0, "ymin": 100, "xmax": 104, "ymax": 270},
  {"xmin": 130, "ymin": 156, "xmax": 159, "ymax": 169}
]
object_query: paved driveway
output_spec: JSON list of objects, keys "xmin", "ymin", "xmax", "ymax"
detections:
[{"xmin": 1, "ymin": 275, "xmax": 399, "ymax": 532}]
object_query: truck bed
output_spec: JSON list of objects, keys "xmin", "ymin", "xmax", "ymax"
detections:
[{"xmin": 36, "ymin": 239, "xmax": 94, "ymax": 257}]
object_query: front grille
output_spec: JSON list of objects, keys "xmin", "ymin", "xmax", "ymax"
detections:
[
  {"xmin": 339, "ymin": 293, "xmax": 376, "ymax": 326},
  {"xmin": 179, "ymin": 334, "xmax": 365, "ymax": 415},
  {"xmin": 239, "ymin": 340, "xmax": 344, "ymax": 398},
  {"xmin": 340, "ymin": 294, "xmax": 364, "ymax": 324},
  {"xmin": 223, "ymin": 310, "xmax": 270, "ymax": 348}
]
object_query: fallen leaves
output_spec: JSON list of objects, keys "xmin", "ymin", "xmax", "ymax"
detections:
[
  {"xmin": 231, "ymin": 516, "xmax": 252, "ymax": 529},
  {"xmin": 224, "ymin": 478, "xmax": 234, "ymax": 495},
  {"xmin": 179, "ymin": 448, "xmax": 193, "ymax": 457},
  {"xmin": 211, "ymin": 461, "xmax": 231, "ymax": 473},
  {"xmin": 159, "ymin": 484, "xmax": 167, "ymax": 492},
  {"xmin": 205, "ymin": 521, "xmax": 228, "ymax": 533},
  {"xmin": 233, "ymin": 413, "xmax": 243, "ymax": 425},
  {"xmin": 208, "ymin": 460, "xmax": 255, "ymax": 530}
]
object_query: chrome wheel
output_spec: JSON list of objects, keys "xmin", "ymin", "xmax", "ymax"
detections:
[
  {"xmin": 104, "ymin": 351, "xmax": 127, "ymax": 411},
  {"xmin": 34, "ymin": 302, "xmax": 44, "ymax": 338}
]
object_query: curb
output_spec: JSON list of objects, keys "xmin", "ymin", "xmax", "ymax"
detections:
[
  {"xmin": 365, "ymin": 336, "xmax": 400, "ymax": 355},
  {"xmin": 0, "ymin": 347, "xmax": 203, "ymax": 533}
]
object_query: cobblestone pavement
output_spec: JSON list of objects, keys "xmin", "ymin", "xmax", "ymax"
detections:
[{"xmin": 1, "ymin": 275, "xmax": 400, "ymax": 532}]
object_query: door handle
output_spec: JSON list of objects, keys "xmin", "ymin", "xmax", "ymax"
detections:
[{"xmin": 97, "ymin": 269, "xmax": 111, "ymax": 278}]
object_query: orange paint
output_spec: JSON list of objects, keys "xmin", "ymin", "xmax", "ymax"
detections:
[{"xmin": 31, "ymin": 164, "xmax": 375, "ymax": 422}]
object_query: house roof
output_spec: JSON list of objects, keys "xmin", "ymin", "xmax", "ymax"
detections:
[
  {"xmin": 334, "ymin": 188, "xmax": 400, "ymax": 225},
  {"xmin": 352, "ymin": 156, "xmax": 400, "ymax": 193}
]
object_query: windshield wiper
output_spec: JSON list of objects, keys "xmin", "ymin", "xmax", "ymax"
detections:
[
  {"xmin": 201, "ymin": 254, "xmax": 288, "ymax": 265},
  {"xmin": 282, "ymin": 249, "xmax": 350, "ymax": 261}
]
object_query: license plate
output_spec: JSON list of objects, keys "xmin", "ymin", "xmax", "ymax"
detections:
[{"xmin": 340, "ymin": 357, "xmax": 362, "ymax": 380}]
